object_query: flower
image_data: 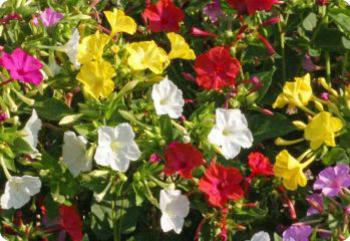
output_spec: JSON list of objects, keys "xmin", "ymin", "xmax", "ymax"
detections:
[
  {"xmin": 306, "ymin": 193, "xmax": 323, "ymax": 216},
  {"xmin": 304, "ymin": 111, "xmax": 343, "ymax": 150},
  {"xmin": 273, "ymin": 150, "xmax": 308, "ymax": 191},
  {"xmin": 59, "ymin": 205, "xmax": 83, "ymax": 241},
  {"xmin": 142, "ymin": 0, "xmax": 184, "ymax": 32},
  {"xmin": 0, "ymin": 112, "xmax": 8, "ymax": 122},
  {"xmin": 77, "ymin": 31, "xmax": 110, "ymax": 65},
  {"xmin": 282, "ymin": 224, "xmax": 313, "ymax": 241},
  {"xmin": 248, "ymin": 152, "xmax": 274, "ymax": 178},
  {"xmin": 0, "ymin": 234, "xmax": 6, "ymax": 241},
  {"xmin": 226, "ymin": 0, "xmax": 279, "ymax": 15},
  {"xmin": 34, "ymin": 8, "xmax": 64, "ymax": 27},
  {"xmin": 0, "ymin": 0, "xmax": 7, "ymax": 7},
  {"xmin": 127, "ymin": 41, "xmax": 169, "ymax": 74},
  {"xmin": 0, "ymin": 48, "xmax": 43, "ymax": 85},
  {"xmin": 167, "ymin": 32, "xmax": 195, "ymax": 60},
  {"xmin": 250, "ymin": 231, "xmax": 270, "ymax": 241},
  {"xmin": 151, "ymin": 77, "xmax": 185, "ymax": 119},
  {"xmin": 1, "ymin": 175, "xmax": 41, "ymax": 209},
  {"xmin": 313, "ymin": 164, "xmax": 350, "ymax": 197},
  {"xmin": 94, "ymin": 123, "xmax": 141, "ymax": 172},
  {"xmin": 159, "ymin": 187, "xmax": 190, "ymax": 234},
  {"xmin": 62, "ymin": 131, "xmax": 92, "ymax": 177},
  {"xmin": 76, "ymin": 59, "xmax": 116, "ymax": 99},
  {"xmin": 273, "ymin": 74, "xmax": 313, "ymax": 113},
  {"xmin": 208, "ymin": 108, "xmax": 253, "ymax": 159},
  {"xmin": 104, "ymin": 8, "xmax": 137, "ymax": 36},
  {"xmin": 23, "ymin": 109, "xmax": 42, "ymax": 157},
  {"xmin": 194, "ymin": 46, "xmax": 241, "ymax": 90},
  {"xmin": 164, "ymin": 142, "xmax": 204, "ymax": 178},
  {"xmin": 59, "ymin": 28, "xmax": 80, "ymax": 68},
  {"xmin": 203, "ymin": 0, "xmax": 224, "ymax": 23},
  {"xmin": 199, "ymin": 161, "xmax": 244, "ymax": 207}
]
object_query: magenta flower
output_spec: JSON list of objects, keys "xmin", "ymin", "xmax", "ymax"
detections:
[
  {"xmin": 314, "ymin": 164, "xmax": 350, "ymax": 197},
  {"xmin": 306, "ymin": 193, "xmax": 323, "ymax": 216},
  {"xmin": 34, "ymin": 8, "xmax": 64, "ymax": 27},
  {"xmin": 283, "ymin": 224, "xmax": 313, "ymax": 241},
  {"xmin": 0, "ymin": 112, "xmax": 8, "ymax": 122},
  {"xmin": 0, "ymin": 48, "xmax": 43, "ymax": 86},
  {"xmin": 203, "ymin": 0, "xmax": 223, "ymax": 23}
]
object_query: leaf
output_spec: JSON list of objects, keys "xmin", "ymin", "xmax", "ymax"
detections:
[
  {"xmin": 342, "ymin": 36, "xmax": 350, "ymax": 50},
  {"xmin": 328, "ymin": 8, "xmax": 350, "ymax": 33},
  {"xmin": 13, "ymin": 138, "xmax": 33, "ymax": 154},
  {"xmin": 314, "ymin": 27, "xmax": 344, "ymax": 51},
  {"xmin": 322, "ymin": 148, "xmax": 349, "ymax": 165},
  {"xmin": 35, "ymin": 99, "xmax": 72, "ymax": 121},
  {"xmin": 256, "ymin": 67, "xmax": 276, "ymax": 102},
  {"xmin": 303, "ymin": 13, "xmax": 318, "ymax": 31}
]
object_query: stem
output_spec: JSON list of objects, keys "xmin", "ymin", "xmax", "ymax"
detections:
[
  {"xmin": 112, "ymin": 181, "xmax": 124, "ymax": 241},
  {"xmin": 0, "ymin": 155, "xmax": 12, "ymax": 179},
  {"xmin": 325, "ymin": 51, "xmax": 331, "ymax": 82},
  {"xmin": 0, "ymin": 79, "xmax": 14, "ymax": 87},
  {"xmin": 278, "ymin": 15, "xmax": 286, "ymax": 83}
]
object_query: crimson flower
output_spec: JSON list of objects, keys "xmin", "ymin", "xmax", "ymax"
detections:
[
  {"xmin": 0, "ymin": 48, "xmax": 43, "ymax": 86},
  {"xmin": 59, "ymin": 205, "xmax": 83, "ymax": 241},
  {"xmin": 226, "ymin": 0, "xmax": 279, "ymax": 15},
  {"xmin": 194, "ymin": 46, "xmax": 241, "ymax": 90},
  {"xmin": 248, "ymin": 152, "xmax": 274, "ymax": 178},
  {"xmin": 164, "ymin": 142, "xmax": 204, "ymax": 178},
  {"xmin": 198, "ymin": 162, "xmax": 244, "ymax": 208},
  {"xmin": 142, "ymin": 0, "xmax": 184, "ymax": 32}
]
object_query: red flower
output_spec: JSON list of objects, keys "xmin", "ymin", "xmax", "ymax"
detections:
[
  {"xmin": 248, "ymin": 152, "xmax": 274, "ymax": 178},
  {"xmin": 164, "ymin": 142, "xmax": 204, "ymax": 178},
  {"xmin": 59, "ymin": 205, "xmax": 83, "ymax": 241},
  {"xmin": 142, "ymin": 0, "xmax": 184, "ymax": 32},
  {"xmin": 194, "ymin": 47, "xmax": 241, "ymax": 90},
  {"xmin": 226, "ymin": 0, "xmax": 279, "ymax": 15},
  {"xmin": 198, "ymin": 162, "xmax": 244, "ymax": 208}
]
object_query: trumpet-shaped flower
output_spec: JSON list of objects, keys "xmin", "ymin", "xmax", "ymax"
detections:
[
  {"xmin": 76, "ymin": 59, "xmax": 116, "ymax": 99},
  {"xmin": 273, "ymin": 74, "xmax": 313, "ymax": 113},
  {"xmin": 1, "ymin": 175, "xmax": 41, "ymax": 209},
  {"xmin": 0, "ymin": 48, "xmax": 43, "ymax": 86},
  {"xmin": 94, "ymin": 123, "xmax": 141, "ymax": 172},
  {"xmin": 151, "ymin": 77, "xmax": 184, "ymax": 119},
  {"xmin": 77, "ymin": 32, "xmax": 110, "ymax": 65},
  {"xmin": 249, "ymin": 231, "xmax": 270, "ymax": 241},
  {"xmin": 167, "ymin": 33, "xmax": 195, "ymax": 60},
  {"xmin": 159, "ymin": 188, "xmax": 190, "ymax": 234},
  {"xmin": 226, "ymin": 0, "xmax": 279, "ymax": 15},
  {"xmin": 62, "ymin": 131, "xmax": 92, "ymax": 177},
  {"xmin": 23, "ymin": 109, "xmax": 42, "ymax": 157},
  {"xmin": 282, "ymin": 224, "xmax": 313, "ymax": 241},
  {"xmin": 304, "ymin": 111, "xmax": 343, "ymax": 150},
  {"xmin": 59, "ymin": 28, "xmax": 80, "ymax": 68},
  {"xmin": 273, "ymin": 150, "xmax": 307, "ymax": 191},
  {"xmin": 59, "ymin": 205, "xmax": 84, "ymax": 241},
  {"xmin": 104, "ymin": 8, "xmax": 137, "ymax": 36},
  {"xmin": 0, "ymin": 234, "xmax": 6, "ymax": 241},
  {"xmin": 127, "ymin": 41, "xmax": 169, "ymax": 74},
  {"xmin": 313, "ymin": 164, "xmax": 350, "ymax": 197},
  {"xmin": 208, "ymin": 108, "xmax": 253, "ymax": 159},
  {"xmin": 34, "ymin": 8, "xmax": 64, "ymax": 27}
]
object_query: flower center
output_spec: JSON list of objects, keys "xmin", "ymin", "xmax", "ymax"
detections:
[
  {"xmin": 222, "ymin": 128, "xmax": 233, "ymax": 137},
  {"xmin": 160, "ymin": 98, "xmax": 169, "ymax": 105},
  {"xmin": 110, "ymin": 141, "xmax": 122, "ymax": 151}
]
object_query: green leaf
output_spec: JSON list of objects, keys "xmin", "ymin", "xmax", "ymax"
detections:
[
  {"xmin": 256, "ymin": 67, "xmax": 276, "ymax": 102},
  {"xmin": 328, "ymin": 8, "xmax": 350, "ymax": 33},
  {"xmin": 322, "ymin": 147, "xmax": 349, "ymax": 165},
  {"xmin": 13, "ymin": 138, "xmax": 33, "ymax": 154},
  {"xmin": 35, "ymin": 99, "xmax": 72, "ymax": 121},
  {"xmin": 314, "ymin": 27, "xmax": 344, "ymax": 51},
  {"xmin": 303, "ymin": 13, "xmax": 318, "ymax": 31}
]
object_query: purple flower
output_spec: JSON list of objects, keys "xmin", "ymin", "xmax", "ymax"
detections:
[
  {"xmin": 306, "ymin": 193, "xmax": 323, "ymax": 216},
  {"xmin": 34, "ymin": 8, "xmax": 64, "ymax": 27},
  {"xmin": 203, "ymin": 0, "xmax": 223, "ymax": 23},
  {"xmin": 0, "ymin": 112, "xmax": 8, "ymax": 122},
  {"xmin": 0, "ymin": 48, "xmax": 43, "ymax": 86},
  {"xmin": 313, "ymin": 164, "xmax": 350, "ymax": 197},
  {"xmin": 283, "ymin": 224, "xmax": 313, "ymax": 241}
]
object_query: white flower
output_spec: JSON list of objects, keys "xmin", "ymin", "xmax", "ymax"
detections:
[
  {"xmin": 94, "ymin": 123, "xmax": 141, "ymax": 172},
  {"xmin": 0, "ymin": 234, "xmax": 7, "ymax": 241},
  {"xmin": 1, "ymin": 175, "xmax": 41, "ymax": 209},
  {"xmin": 345, "ymin": 0, "xmax": 350, "ymax": 5},
  {"xmin": 251, "ymin": 231, "xmax": 270, "ymax": 241},
  {"xmin": 62, "ymin": 131, "xmax": 92, "ymax": 177},
  {"xmin": 208, "ymin": 108, "xmax": 253, "ymax": 159},
  {"xmin": 23, "ymin": 109, "xmax": 42, "ymax": 157},
  {"xmin": 0, "ymin": 0, "xmax": 7, "ymax": 7},
  {"xmin": 151, "ymin": 77, "xmax": 185, "ymax": 119},
  {"xmin": 160, "ymin": 188, "xmax": 190, "ymax": 234},
  {"xmin": 60, "ymin": 28, "xmax": 80, "ymax": 68}
]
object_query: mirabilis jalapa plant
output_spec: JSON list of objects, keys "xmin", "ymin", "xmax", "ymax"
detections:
[{"xmin": 1, "ymin": 0, "xmax": 350, "ymax": 240}]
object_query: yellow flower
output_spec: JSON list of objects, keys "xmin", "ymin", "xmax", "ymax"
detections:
[
  {"xmin": 104, "ymin": 8, "xmax": 137, "ymax": 36},
  {"xmin": 304, "ymin": 111, "xmax": 343, "ymax": 150},
  {"xmin": 77, "ymin": 32, "xmax": 110, "ymax": 65},
  {"xmin": 273, "ymin": 150, "xmax": 308, "ymax": 191},
  {"xmin": 273, "ymin": 74, "xmax": 313, "ymax": 113},
  {"xmin": 167, "ymin": 32, "xmax": 195, "ymax": 60},
  {"xmin": 126, "ymin": 41, "xmax": 170, "ymax": 74},
  {"xmin": 77, "ymin": 60, "xmax": 116, "ymax": 99}
]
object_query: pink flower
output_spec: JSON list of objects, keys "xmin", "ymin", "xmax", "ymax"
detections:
[
  {"xmin": 34, "ymin": 8, "xmax": 64, "ymax": 27},
  {"xmin": 0, "ymin": 48, "xmax": 43, "ymax": 86}
]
